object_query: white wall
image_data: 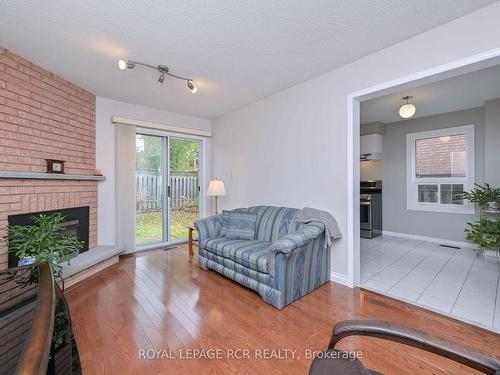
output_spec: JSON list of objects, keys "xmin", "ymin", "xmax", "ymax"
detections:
[
  {"xmin": 485, "ymin": 99, "xmax": 500, "ymax": 186},
  {"xmin": 96, "ymin": 97, "xmax": 211, "ymax": 246},
  {"xmin": 211, "ymin": 2, "xmax": 500, "ymax": 283}
]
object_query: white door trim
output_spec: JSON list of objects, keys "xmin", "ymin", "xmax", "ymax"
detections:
[{"xmin": 346, "ymin": 46, "xmax": 500, "ymax": 288}]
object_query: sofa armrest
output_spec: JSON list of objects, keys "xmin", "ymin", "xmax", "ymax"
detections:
[
  {"xmin": 195, "ymin": 215, "xmax": 221, "ymax": 245},
  {"xmin": 268, "ymin": 222, "xmax": 324, "ymax": 255}
]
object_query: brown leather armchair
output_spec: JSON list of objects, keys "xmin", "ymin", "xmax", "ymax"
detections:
[{"xmin": 309, "ymin": 320, "xmax": 500, "ymax": 375}]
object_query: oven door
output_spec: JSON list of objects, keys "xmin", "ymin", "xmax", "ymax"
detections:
[{"xmin": 360, "ymin": 200, "xmax": 372, "ymax": 230}]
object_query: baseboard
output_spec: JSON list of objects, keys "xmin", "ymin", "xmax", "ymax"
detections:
[
  {"xmin": 381, "ymin": 230, "xmax": 478, "ymax": 250},
  {"xmin": 330, "ymin": 271, "xmax": 349, "ymax": 286}
]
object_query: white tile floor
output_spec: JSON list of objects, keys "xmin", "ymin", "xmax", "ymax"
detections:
[{"xmin": 360, "ymin": 235, "xmax": 500, "ymax": 332}]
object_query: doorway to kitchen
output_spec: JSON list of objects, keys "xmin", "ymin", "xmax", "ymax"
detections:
[{"xmin": 348, "ymin": 51, "xmax": 500, "ymax": 332}]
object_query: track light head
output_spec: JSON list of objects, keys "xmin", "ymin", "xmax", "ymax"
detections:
[
  {"xmin": 158, "ymin": 75, "xmax": 165, "ymax": 84},
  {"xmin": 157, "ymin": 65, "xmax": 169, "ymax": 74},
  {"xmin": 187, "ymin": 81, "xmax": 198, "ymax": 94},
  {"xmin": 118, "ymin": 59, "xmax": 135, "ymax": 70}
]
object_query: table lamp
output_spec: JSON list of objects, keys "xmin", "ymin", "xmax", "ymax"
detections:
[{"xmin": 207, "ymin": 179, "xmax": 226, "ymax": 214}]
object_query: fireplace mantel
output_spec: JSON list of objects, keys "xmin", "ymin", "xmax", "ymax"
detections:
[{"xmin": 0, "ymin": 171, "xmax": 105, "ymax": 181}]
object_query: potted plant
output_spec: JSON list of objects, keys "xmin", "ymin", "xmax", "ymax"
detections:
[
  {"xmin": 464, "ymin": 217, "xmax": 500, "ymax": 256},
  {"xmin": 460, "ymin": 183, "xmax": 500, "ymax": 257},
  {"xmin": 3, "ymin": 213, "xmax": 84, "ymax": 276},
  {"xmin": 458, "ymin": 183, "xmax": 500, "ymax": 211}
]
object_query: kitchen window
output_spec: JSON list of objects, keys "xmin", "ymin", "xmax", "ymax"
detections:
[{"xmin": 406, "ymin": 125, "xmax": 475, "ymax": 214}]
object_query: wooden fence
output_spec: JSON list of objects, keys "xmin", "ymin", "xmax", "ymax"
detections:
[{"xmin": 136, "ymin": 171, "xmax": 199, "ymax": 211}]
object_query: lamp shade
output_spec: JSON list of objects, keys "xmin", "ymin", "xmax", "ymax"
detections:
[{"xmin": 207, "ymin": 180, "xmax": 226, "ymax": 196}]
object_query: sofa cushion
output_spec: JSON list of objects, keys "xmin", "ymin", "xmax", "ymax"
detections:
[
  {"xmin": 221, "ymin": 211, "xmax": 258, "ymax": 240},
  {"xmin": 198, "ymin": 248, "xmax": 274, "ymax": 287},
  {"xmin": 220, "ymin": 208, "xmax": 249, "ymax": 237},
  {"xmin": 204, "ymin": 237, "xmax": 272, "ymax": 274},
  {"xmin": 253, "ymin": 206, "xmax": 298, "ymax": 242},
  {"xmin": 219, "ymin": 206, "xmax": 299, "ymax": 242}
]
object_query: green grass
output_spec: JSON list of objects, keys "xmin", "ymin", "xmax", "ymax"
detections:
[{"xmin": 136, "ymin": 210, "xmax": 199, "ymax": 244}]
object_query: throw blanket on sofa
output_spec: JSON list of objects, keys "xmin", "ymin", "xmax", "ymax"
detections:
[{"xmin": 293, "ymin": 207, "xmax": 342, "ymax": 248}]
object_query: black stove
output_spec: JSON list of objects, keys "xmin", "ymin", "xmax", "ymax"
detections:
[{"xmin": 360, "ymin": 180, "xmax": 382, "ymax": 239}]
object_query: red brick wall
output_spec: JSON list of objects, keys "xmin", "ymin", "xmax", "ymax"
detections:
[
  {"xmin": 416, "ymin": 135, "xmax": 466, "ymax": 177},
  {"xmin": 0, "ymin": 48, "xmax": 97, "ymax": 269}
]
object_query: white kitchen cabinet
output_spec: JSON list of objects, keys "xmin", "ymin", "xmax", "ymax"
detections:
[{"xmin": 360, "ymin": 133, "xmax": 383, "ymax": 160}]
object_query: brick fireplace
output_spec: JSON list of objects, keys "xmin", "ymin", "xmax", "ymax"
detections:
[{"xmin": 0, "ymin": 48, "xmax": 98, "ymax": 270}]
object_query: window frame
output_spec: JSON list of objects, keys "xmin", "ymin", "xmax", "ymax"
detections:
[{"xmin": 406, "ymin": 124, "xmax": 475, "ymax": 214}]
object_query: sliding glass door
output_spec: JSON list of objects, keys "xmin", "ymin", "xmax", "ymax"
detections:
[
  {"xmin": 135, "ymin": 134, "xmax": 166, "ymax": 245},
  {"xmin": 169, "ymin": 138, "xmax": 201, "ymax": 241},
  {"xmin": 135, "ymin": 133, "xmax": 201, "ymax": 246}
]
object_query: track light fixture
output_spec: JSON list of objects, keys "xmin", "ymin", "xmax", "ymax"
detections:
[{"xmin": 118, "ymin": 59, "xmax": 197, "ymax": 93}]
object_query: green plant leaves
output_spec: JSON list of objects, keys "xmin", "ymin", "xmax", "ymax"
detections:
[
  {"xmin": 2, "ymin": 213, "xmax": 84, "ymax": 274},
  {"xmin": 458, "ymin": 183, "xmax": 500, "ymax": 209},
  {"xmin": 465, "ymin": 217, "xmax": 500, "ymax": 254}
]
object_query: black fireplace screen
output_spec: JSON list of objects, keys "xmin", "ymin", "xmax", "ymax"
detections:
[{"xmin": 7, "ymin": 206, "xmax": 90, "ymax": 268}]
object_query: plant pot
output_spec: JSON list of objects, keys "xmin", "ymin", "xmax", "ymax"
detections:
[
  {"xmin": 487, "ymin": 201, "xmax": 500, "ymax": 211},
  {"xmin": 18, "ymin": 256, "xmax": 36, "ymax": 266}
]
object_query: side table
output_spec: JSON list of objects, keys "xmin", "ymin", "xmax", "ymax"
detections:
[{"xmin": 188, "ymin": 226, "xmax": 198, "ymax": 256}]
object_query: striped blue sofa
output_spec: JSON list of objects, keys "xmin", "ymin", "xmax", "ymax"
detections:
[{"xmin": 195, "ymin": 206, "xmax": 330, "ymax": 309}]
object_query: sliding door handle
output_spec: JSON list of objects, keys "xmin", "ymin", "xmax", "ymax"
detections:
[{"xmin": 167, "ymin": 186, "xmax": 171, "ymax": 197}]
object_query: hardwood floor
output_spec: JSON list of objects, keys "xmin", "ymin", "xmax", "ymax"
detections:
[{"xmin": 65, "ymin": 246, "xmax": 500, "ymax": 375}]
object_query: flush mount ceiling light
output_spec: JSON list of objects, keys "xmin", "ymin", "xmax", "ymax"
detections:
[
  {"xmin": 118, "ymin": 59, "xmax": 197, "ymax": 94},
  {"xmin": 399, "ymin": 95, "xmax": 416, "ymax": 118}
]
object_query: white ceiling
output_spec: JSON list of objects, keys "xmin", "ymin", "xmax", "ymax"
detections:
[
  {"xmin": 0, "ymin": 0, "xmax": 496, "ymax": 119},
  {"xmin": 361, "ymin": 63, "xmax": 500, "ymax": 124}
]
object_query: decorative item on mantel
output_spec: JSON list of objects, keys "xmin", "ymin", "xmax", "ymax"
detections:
[
  {"xmin": 94, "ymin": 168, "xmax": 103, "ymax": 176},
  {"xmin": 46, "ymin": 159, "xmax": 65, "ymax": 174}
]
